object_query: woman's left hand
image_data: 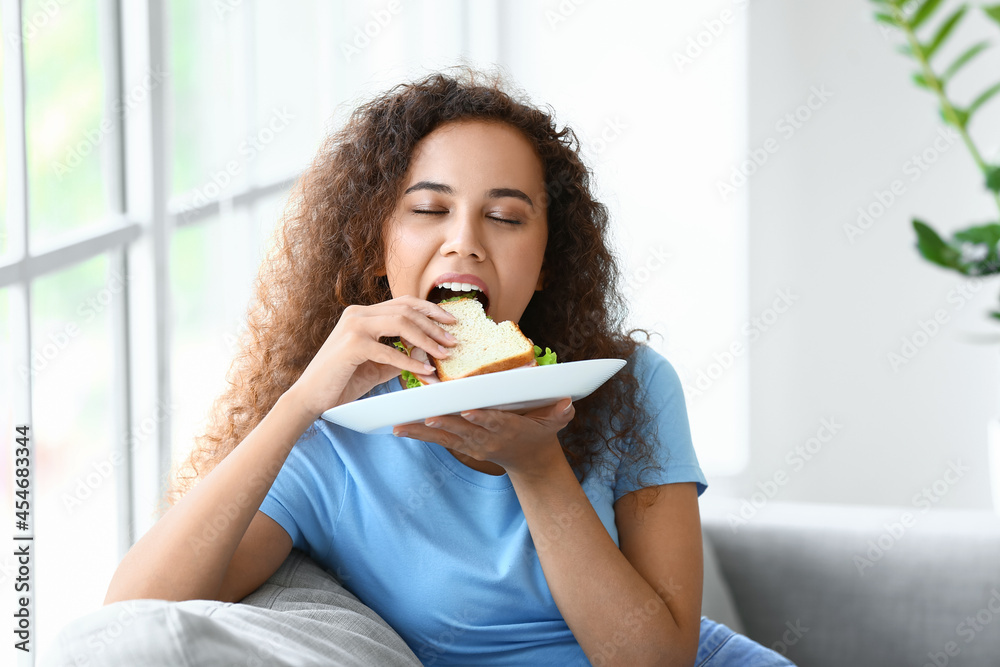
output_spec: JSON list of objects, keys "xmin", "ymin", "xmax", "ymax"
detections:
[{"xmin": 392, "ymin": 398, "xmax": 575, "ymax": 477}]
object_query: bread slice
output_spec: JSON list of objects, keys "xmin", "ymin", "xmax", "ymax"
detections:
[{"xmin": 431, "ymin": 297, "xmax": 537, "ymax": 382}]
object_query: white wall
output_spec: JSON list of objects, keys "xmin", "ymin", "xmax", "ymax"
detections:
[{"xmin": 730, "ymin": 0, "xmax": 1000, "ymax": 510}]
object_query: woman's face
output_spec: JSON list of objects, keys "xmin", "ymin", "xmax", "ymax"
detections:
[{"xmin": 381, "ymin": 119, "xmax": 548, "ymax": 325}]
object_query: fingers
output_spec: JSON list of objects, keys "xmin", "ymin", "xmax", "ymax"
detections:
[
  {"xmin": 394, "ymin": 405, "xmax": 574, "ymax": 474},
  {"xmin": 373, "ymin": 339, "xmax": 435, "ymax": 376},
  {"xmin": 398, "ymin": 318, "xmax": 455, "ymax": 360},
  {"xmin": 349, "ymin": 299, "xmax": 457, "ymax": 372},
  {"xmin": 346, "ymin": 297, "xmax": 456, "ymax": 348},
  {"xmin": 397, "ymin": 415, "xmax": 489, "ymax": 450},
  {"xmin": 522, "ymin": 398, "xmax": 574, "ymax": 421},
  {"xmin": 380, "ymin": 300, "xmax": 458, "ymax": 360},
  {"xmin": 399, "ymin": 295, "xmax": 458, "ymax": 324}
]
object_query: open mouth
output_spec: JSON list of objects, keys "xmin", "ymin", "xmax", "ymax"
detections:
[{"xmin": 427, "ymin": 285, "xmax": 490, "ymax": 315}]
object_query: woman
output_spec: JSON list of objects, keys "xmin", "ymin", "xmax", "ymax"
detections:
[{"xmin": 46, "ymin": 67, "xmax": 793, "ymax": 667}]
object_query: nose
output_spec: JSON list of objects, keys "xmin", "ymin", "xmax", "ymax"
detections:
[{"xmin": 439, "ymin": 209, "xmax": 485, "ymax": 260}]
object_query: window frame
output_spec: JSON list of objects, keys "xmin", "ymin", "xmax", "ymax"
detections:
[{"xmin": 0, "ymin": 0, "xmax": 305, "ymax": 561}]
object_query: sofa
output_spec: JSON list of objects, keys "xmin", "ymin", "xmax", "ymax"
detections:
[
  {"xmin": 43, "ymin": 496, "xmax": 998, "ymax": 666},
  {"xmin": 698, "ymin": 497, "xmax": 1000, "ymax": 667}
]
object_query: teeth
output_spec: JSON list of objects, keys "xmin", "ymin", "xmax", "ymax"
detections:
[{"xmin": 436, "ymin": 281, "xmax": 482, "ymax": 292}]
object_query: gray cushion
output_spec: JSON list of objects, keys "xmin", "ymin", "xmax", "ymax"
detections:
[
  {"xmin": 40, "ymin": 549, "xmax": 421, "ymax": 667},
  {"xmin": 701, "ymin": 528, "xmax": 746, "ymax": 635},
  {"xmin": 701, "ymin": 499, "xmax": 1000, "ymax": 667}
]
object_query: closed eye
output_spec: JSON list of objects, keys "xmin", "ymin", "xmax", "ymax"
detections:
[{"xmin": 411, "ymin": 210, "xmax": 522, "ymax": 225}]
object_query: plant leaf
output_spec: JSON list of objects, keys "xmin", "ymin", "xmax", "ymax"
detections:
[
  {"xmin": 953, "ymin": 223, "xmax": 1000, "ymax": 246},
  {"xmin": 874, "ymin": 11, "xmax": 901, "ymax": 25},
  {"xmin": 911, "ymin": 0, "xmax": 947, "ymax": 29},
  {"xmin": 913, "ymin": 71, "xmax": 931, "ymax": 88},
  {"xmin": 987, "ymin": 165, "xmax": 1000, "ymax": 193},
  {"xmin": 913, "ymin": 219, "xmax": 963, "ymax": 270},
  {"xmin": 942, "ymin": 40, "xmax": 991, "ymax": 83},
  {"xmin": 925, "ymin": 4, "xmax": 968, "ymax": 60},
  {"xmin": 967, "ymin": 81, "xmax": 1000, "ymax": 119},
  {"xmin": 984, "ymin": 4, "xmax": 1000, "ymax": 28},
  {"xmin": 952, "ymin": 223, "xmax": 1000, "ymax": 275},
  {"xmin": 939, "ymin": 105, "xmax": 969, "ymax": 128},
  {"xmin": 896, "ymin": 43, "xmax": 915, "ymax": 57}
]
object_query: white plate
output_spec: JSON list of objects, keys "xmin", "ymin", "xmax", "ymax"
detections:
[{"xmin": 321, "ymin": 358, "xmax": 627, "ymax": 434}]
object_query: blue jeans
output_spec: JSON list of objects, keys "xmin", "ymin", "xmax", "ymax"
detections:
[{"xmin": 697, "ymin": 617, "xmax": 797, "ymax": 666}]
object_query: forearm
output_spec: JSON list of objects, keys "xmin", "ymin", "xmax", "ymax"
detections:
[
  {"xmin": 509, "ymin": 448, "xmax": 690, "ymax": 666},
  {"xmin": 104, "ymin": 390, "xmax": 317, "ymax": 604}
]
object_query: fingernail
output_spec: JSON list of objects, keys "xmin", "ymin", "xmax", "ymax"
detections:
[
  {"xmin": 562, "ymin": 401, "xmax": 573, "ymax": 414},
  {"xmin": 461, "ymin": 411, "xmax": 475, "ymax": 420},
  {"xmin": 425, "ymin": 419, "xmax": 441, "ymax": 427},
  {"xmin": 394, "ymin": 429, "xmax": 409, "ymax": 438},
  {"xmin": 445, "ymin": 332, "xmax": 457, "ymax": 341},
  {"xmin": 438, "ymin": 344, "xmax": 450, "ymax": 356},
  {"xmin": 424, "ymin": 363, "xmax": 434, "ymax": 372}
]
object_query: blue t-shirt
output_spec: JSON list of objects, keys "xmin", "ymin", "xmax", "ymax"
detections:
[{"xmin": 259, "ymin": 343, "xmax": 707, "ymax": 665}]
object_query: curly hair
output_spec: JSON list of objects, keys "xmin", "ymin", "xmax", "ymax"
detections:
[{"xmin": 163, "ymin": 65, "xmax": 661, "ymax": 510}]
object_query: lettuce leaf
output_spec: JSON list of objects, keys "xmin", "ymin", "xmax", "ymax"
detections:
[
  {"xmin": 534, "ymin": 345, "xmax": 557, "ymax": 365},
  {"xmin": 392, "ymin": 340, "xmax": 425, "ymax": 388},
  {"xmin": 439, "ymin": 292, "xmax": 478, "ymax": 303},
  {"xmin": 400, "ymin": 370, "xmax": 423, "ymax": 389}
]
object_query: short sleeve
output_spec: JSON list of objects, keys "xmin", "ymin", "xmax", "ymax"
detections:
[
  {"xmin": 258, "ymin": 421, "xmax": 345, "ymax": 558},
  {"xmin": 612, "ymin": 344, "xmax": 708, "ymax": 501}
]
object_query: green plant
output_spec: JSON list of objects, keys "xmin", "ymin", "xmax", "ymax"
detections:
[{"xmin": 871, "ymin": 0, "xmax": 1000, "ymax": 317}]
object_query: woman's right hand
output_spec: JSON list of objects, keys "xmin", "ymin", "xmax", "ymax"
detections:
[{"xmin": 287, "ymin": 296, "xmax": 458, "ymax": 418}]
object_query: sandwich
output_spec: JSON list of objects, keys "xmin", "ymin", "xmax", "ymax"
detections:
[{"xmin": 393, "ymin": 293, "xmax": 556, "ymax": 387}]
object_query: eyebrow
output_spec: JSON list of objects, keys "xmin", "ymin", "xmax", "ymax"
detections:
[{"xmin": 403, "ymin": 180, "xmax": 535, "ymax": 210}]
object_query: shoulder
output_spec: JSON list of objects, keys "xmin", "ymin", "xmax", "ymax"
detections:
[
  {"xmin": 626, "ymin": 342, "xmax": 685, "ymax": 402},
  {"xmin": 298, "ymin": 417, "xmax": 339, "ymax": 450},
  {"xmin": 624, "ymin": 342, "xmax": 690, "ymax": 441},
  {"xmin": 613, "ymin": 342, "xmax": 707, "ymax": 498},
  {"xmin": 282, "ymin": 417, "xmax": 359, "ymax": 475}
]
